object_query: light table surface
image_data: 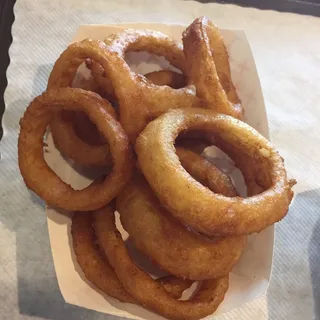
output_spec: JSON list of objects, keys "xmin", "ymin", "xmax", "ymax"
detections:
[{"xmin": 1, "ymin": 1, "xmax": 319, "ymax": 319}]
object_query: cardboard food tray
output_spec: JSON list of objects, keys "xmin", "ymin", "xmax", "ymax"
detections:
[{"xmin": 45, "ymin": 23, "xmax": 273, "ymax": 319}]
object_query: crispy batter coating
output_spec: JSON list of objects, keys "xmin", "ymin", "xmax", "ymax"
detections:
[
  {"xmin": 49, "ymin": 72, "xmax": 115, "ymax": 166},
  {"xmin": 183, "ymin": 16, "xmax": 242, "ymax": 119},
  {"xmin": 136, "ymin": 108, "xmax": 293, "ymax": 236},
  {"xmin": 117, "ymin": 175, "xmax": 246, "ymax": 280},
  {"xmin": 55, "ymin": 68, "xmax": 187, "ymax": 167},
  {"xmin": 18, "ymin": 88, "xmax": 134, "ymax": 211},
  {"xmin": 47, "ymin": 35, "xmax": 200, "ymax": 142},
  {"xmin": 72, "ymin": 213, "xmax": 192, "ymax": 303},
  {"xmin": 145, "ymin": 70, "xmax": 186, "ymax": 89},
  {"xmin": 50, "ymin": 102, "xmax": 116, "ymax": 167},
  {"xmin": 72, "ymin": 213, "xmax": 136, "ymax": 303},
  {"xmin": 88, "ymin": 61, "xmax": 187, "ymax": 98},
  {"xmin": 94, "ymin": 205, "xmax": 229, "ymax": 320},
  {"xmin": 176, "ymin": 147, "xmax": 237, "ymax": 196}
]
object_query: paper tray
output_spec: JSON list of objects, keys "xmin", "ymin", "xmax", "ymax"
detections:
[{"xmin": 45, "ymin": 23, "xmax": 273, "ymax": 319}]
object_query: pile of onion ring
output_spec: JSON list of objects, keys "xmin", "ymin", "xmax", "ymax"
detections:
[{"xmin": 17, "ymin": 16, "xmax": 295, "ymax": 320}]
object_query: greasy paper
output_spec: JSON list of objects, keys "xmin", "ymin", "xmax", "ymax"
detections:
[{"xmin": 45, "ymin": 23, "xmax": 273, "ymax": 319}]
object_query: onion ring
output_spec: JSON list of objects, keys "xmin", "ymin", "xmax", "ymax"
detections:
[
  {"xmin": 117, "ymin": 175, "xmax": 246, "ymax": 280},
  {"xmin": 85, "ymin": 59, "xmax": 116, "ymax": 99},
  {"xmin": 183, "ymin": 17, "xmax": 242, "ymax": 119},
  {"xmin": 176, "ymin": 147, "xmax": 237, "ymax": 196},
  {"xmin": 214, "ymin": 138, "xmax": 296, "ymax": 201},
  {"xmin": 50, "ymin": 70, "xmax": 115, "ymax": 165},
  {"xmin": 105, "ymin": 29, "xmax": 200, "ymax": 137},
  {"xmin": 145, "ymin": 70, "xmax": 186, "ymax": 89},
  {"xmin": 76, "ymin": 68, "xmax": 186, "ymax": 145},
  {"xmin": 50, "ymin": 100, "xmax": 116, "ymax": 167},
  {"xmin": 18, "ymin": 87, "xmax": 134, "ymax": 211},
  {"xmin": 156, "ymin": 276, "xmax": 193, "ymax": 300},
  {"xmin": 71, "ymin": 213, "xmax": 192, "ymax": 303},
  {"xmin": 178, "ymin": 134, "xmax": 295, "ymax": 200},
  {"xmin": 136, "ymin": 108, "xmax": 293, "ymax": 236},
  {"xmin": 47, "ymin": 36, "xmax": 200, "ymax": 141},
  {"xmin": 175, "ymin": 136, "xmax": 210, "ymax": 154},
  {"xmin": 52, "ymin": 69, "xmax": 187, "ymax": 167},
  {"xmin": 87, "ymin": 59, "xmax": 187, "ymax": 98},
  {"xmin": 72, "ymin": 212, "xmax": 136, "ymax": 303},
  {"xmin": 94, "ymin": 205, "xmax": 229, "ymax": 320},
  {"xmin": 73, "ymin": 111, "xmax": 106, "ymax": 146}
]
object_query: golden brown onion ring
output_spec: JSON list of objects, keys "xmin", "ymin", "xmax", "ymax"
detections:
[
  {"xmin": 183, "ymin": 17, "xmax": 242, "ymax": 119},
  {"xmin": 105, "ymin": 29, "xmax": 188, "ymax": 71},
  {"xmin": 50, "ymin": 102, "xmax": 116, "ymax": 167},
  {"xmin": 47, "ymin": 37, "xmax": 200, "ymax": 142},
  {"xmin": 52, "ymin": 69, "xmax": 187, "ymax": 167},
  {"xmin": 85, "ymin": 59, "xmax": 115, "ymax": 99},
  {"xmin": 71, "ymin": 213, "xmax": 192, "ymax": 303},
  {"xmin": 176, "ymin": 147, "xmax": 237, "ymax": 196},
  {"xmin": 87, "ymin": 59, "xmax": 187, "ymax": 98},
  {"xmin": 136, "ymin": 108, "xmax": 293, "ymax": 236},
  {"xmin": 50, "ymin": 69, "xmax": 115, "ymax": 166},
  {"xmin": 73, "ymin": 111, "xmax": 106, "ymax": 146},
  {"xmin": 145, "ymin": 70, "xmax": 186, "ymax": 89},
  {"xmin": 177, "ymin": 133, "xmax": 286, "ymax": 199},
  {"xmin": 18, "ymin": 88, "xmax": 134, "ymax": 211},
  {"xmin": 72, "ymin": 213, "xmax": 136, "ymax": 303},
  {"xmin": 175, "ymin": 136, "xmax": 211, "ymax": 154},
  {"xmin": 213, "ymin": 139, "xmax": 296, "ymax": 202},
  {"xmin": 117, "ymin": 175, "xmax": 246, "ymax": 280},
  {"xmin": 156, "ymin": 276, "xmax": 193, "ymax": 300},
  {"xmin": 94, "ymin": 205, "xmax": 229, "ymax": 320}
]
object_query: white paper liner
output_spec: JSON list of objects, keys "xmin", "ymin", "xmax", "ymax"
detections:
[{"xmin": 45, "ymin": 23, "xmax": 273, "ymax": 320}]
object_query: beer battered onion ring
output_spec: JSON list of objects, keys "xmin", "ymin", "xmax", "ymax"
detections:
[
  {"xmin": 183, "ymin": 16, "xmax": 242, "ymax": 119},
  {"xmin": 18, "ymin": 88, "xmax": 134, "ymax": 211},
  {"xmin": 72, "ymin": 213, "xmax": 136, "ymax": 303},
  {"xmin": 117, "ymin": 175, "xmax": 246, "ymax": 280},
  {"xmin": 176, "ymin": 147, "xmax": 237, "ymax": 196},
  {"xmin": 50, "ymin": 101, "xmax": 116, "ymax": 167},
  {"xmin": 73, "ymin": 111, "xmax": 106, "ymax": 146},
  {"xmin": 50, "ymin": 68, "xmax": 114, "ymax": 166},
  {"xmin": 175, "ymin": 135, "xmax": 210, "ymax": 154},
  {"xmin": 51, "ymin": 69, "xmax": 187, "ymax": 167},
  {"xmin": 87, "ymin": 59, "xmax": 187, "ymax": 99},
  {"xmin": 47, "ymin": 34, "xmax": 200, "ymax": 142},
  {"xmin": 94, "ymin": 205, "xmax": 229, "ymax": 320},
  {"xmin": 71, "ymin": 213, "xmax": 192, "ymax": 303},
  {"xmin": 144, "ymin": 70, "xmax": 186, "ymax": 89},
  {"xmin": 136, "ymin": 108, "xmax": 293, "ymax": 236}
]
